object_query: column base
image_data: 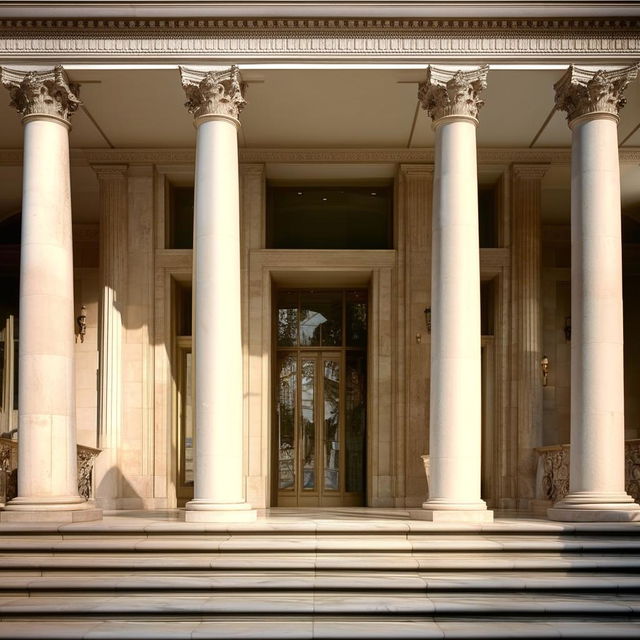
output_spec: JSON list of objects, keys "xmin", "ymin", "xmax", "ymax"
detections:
[
  {"xmin": 183, "ymin": 500, "xmax": 257, "ymax": 523},
  {"xmin": 0, "ymin": 497, "xmax": 102, "ymax": 523},
  {"xmin": 548, "ymin": 491, "xmax": 640, "ymax": 522},
  {"xmin": 414, "ymin": 499, "xmax": 493, "ymax": 522}
]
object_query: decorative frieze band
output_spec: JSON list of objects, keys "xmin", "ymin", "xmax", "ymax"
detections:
[
  {"xmin": 2, "ymin": 147, "xmax": 640, "ymax": 167},
  {"xmin": 0, "ymin": 19, "xmax": 638, "ymax": 62}
]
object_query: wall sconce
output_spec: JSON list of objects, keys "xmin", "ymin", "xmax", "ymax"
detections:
[
  {"xmin": 541, "ymin": 355, "xmax": 549, "ymax": 387},
  {"xmin": 424, "ymin": 307, "xmax": 431, "ymax": 334},
  {"xmin": 564, "ymin": 316, "xmax": 571, "ymax": 342},
  {"xmin": 76, "ymin": 305, "xmax": 87, "ymax": 343}
]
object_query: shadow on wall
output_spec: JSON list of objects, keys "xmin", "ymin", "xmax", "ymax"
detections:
[{"xmin": 96, "ymin": 465, "xmax": 143, "ymax": 510}]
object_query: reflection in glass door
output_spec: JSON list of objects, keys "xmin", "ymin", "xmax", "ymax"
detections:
[
  {"xmin": 176, "ymin": 343, "xmax": 194, "ymax": 505},
  {"xmin": 274, "ymin": 290, "xmax": 367, "ymax": 507}
]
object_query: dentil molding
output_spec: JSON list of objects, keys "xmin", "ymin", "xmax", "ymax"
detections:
[{"xmin": 0, "ymin": 18, "xmax": 638, "ymax": 62}]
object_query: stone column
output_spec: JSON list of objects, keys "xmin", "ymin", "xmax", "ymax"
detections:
[
  {"xmin": 180, "ymin": 66, "xmax": 256, "ymax": 522},
  {"xmin": 511, "ymin": 165, "xmax": 548, "ymax": 510},
  {"xmin": 549, "ymin": 64, "xmax": 640, "ymax": 522},
  {"xmin": 93, "ymin": 165, "xmax": 128, "ymax": 508},
  {"xmin": 0, "ymin": 66, "xmax": 100, "ymax": 522},
  {"xmin": 416, "ymin": 66, "xmax": 492, "ymax": 522}
]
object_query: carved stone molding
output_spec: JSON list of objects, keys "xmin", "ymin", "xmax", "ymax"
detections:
[
  {"xmin": 0, "ymin": 19, "xmax": 638, "ymax": 63},
  {"xmin": 3, "ymin": 147, "xmax": 640, "ymax": 168},
  {"xmin": 512, "ymin": 164, "xmax": 550, "ymax": 180},
  {"xmin": 91, "ymin": 164, "xmax": 129, "ymax": 179},
  {"xmin": 418, "ymin": 66, "xmax": 489, "ymax": 123},
  {"xmin": 554, "ymin": 64, "xmax": 640, "ymax": 123},
  {"xmin": 180, "ymin": 66, "xmax": 246, "ymax": 122},
  {"xmin": 0, "ymin": 66, "xmax": 80, "ymax": 124}
]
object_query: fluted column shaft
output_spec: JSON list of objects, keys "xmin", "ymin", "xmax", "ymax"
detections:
[
  {"xmin": 512, "ymin": 165, "xmax": 547, "ymax": 509},
  {"xmin": 0, "ymin": 66, "xmax": 100, "ymax": 521},
  {"xmin": 549, "ymin": 64, "xmax": 640, "ymax": 522},
  {"xmin": 180, "ymin": 66, "xmax": 256, "ymax": 522},
  {"xmin": 417, "ymin": 66, "xmax": 492, "ymax": 522},
  {"xmin": 94, "ymin": 165, "xmax": 128, "ymax": 507}
]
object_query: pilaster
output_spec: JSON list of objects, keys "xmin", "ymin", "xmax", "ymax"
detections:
[
  {"xmin": 92, "ymin": 164, "xmax": 128, "ymax": 509},
  {"xmin": 396, "ymin": 165, "xmax": 433, "ymax": 507},
  {"xmin": 511, "ymin": 164, "xmax": 548, "ymax": 511},
  {"xmin": 240, "ymin": 163, "xmax": 267, "ymax": 507}
]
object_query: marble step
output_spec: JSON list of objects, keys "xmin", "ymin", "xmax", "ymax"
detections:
[
  {"xmin": 1, "ymin": 536, "xmax": 640, "ymax": 554},
  {"xmin": 0, "ymin": 553, "xmax": 639, "ymax": 572},
  {"xmin": 1, "ymin": 571, "xmax": 640, "ymax": 594},
  {"xmin": 1, "ymin": 519, "xmax": 639, "ymax": 537},
  {"xmin": 1, "ymin": 592, "xmax": 639, "ymax": 616},
  {"xmin": 0, "ymin": 617, "xmax": 639, "ymax": 639}
]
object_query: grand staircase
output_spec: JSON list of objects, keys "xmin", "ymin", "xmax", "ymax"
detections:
[{"xmin": 0, "ymin": 509, "xmax": 639, "ymax": 639}]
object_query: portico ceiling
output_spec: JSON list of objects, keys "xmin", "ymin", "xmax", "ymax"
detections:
[{"xmin": 0, "ymin": 65, "xmax": 639, "ymax": 223}]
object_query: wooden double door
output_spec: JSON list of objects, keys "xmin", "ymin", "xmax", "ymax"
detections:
[{"xmin": 274, "ymin": 290, "xmax": 367, "ymax": 507}]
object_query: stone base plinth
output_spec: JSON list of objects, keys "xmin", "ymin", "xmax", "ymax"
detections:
[
  {"xmin": 410, "ymin": 509, "xmax": 494, "ymax": 523},
  {"xmin": 0, "ymin": 508, "xmax": 102, "ymax": 523},
  {"xmin": 183, "ymin": 502, "xmax": 257, "ymax": 523},
  {"xmin": 548, "ymin": 492, "xmax": 640, "ymax": 522},
  {"xmin": 548, "ymin": 507, "xmax": 640, "ymax": 522}
]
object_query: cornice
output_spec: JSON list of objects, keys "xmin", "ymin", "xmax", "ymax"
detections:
[
  {"xmin": 0, "ymin": 17, "xmax": 638, "ymax": 63},
  {"xmin": 1, "ymin": 2, "xmax": 640, "ymax": 20},
  {"xmin": 1, "ymin": 147, "xmax": 639, "ymax": 166}
]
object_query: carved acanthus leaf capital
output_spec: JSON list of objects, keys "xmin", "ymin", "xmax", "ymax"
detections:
[
  {"xmin": 180, "ymin": 65, "xmax": 246, "ymax": 122},
  {"xmin": 418, "ymin": 65, "xmax": 489, "ymax": 123},
  {"xmin": 554, "ymin": 64, "xmax": 639, "ymax": 123},
  {"xmin": 1, "ymin": 66, "xmax": 80, "ymax": 124}
]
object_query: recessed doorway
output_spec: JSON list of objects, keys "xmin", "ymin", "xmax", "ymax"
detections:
[{"xmin": 273, "ymin": 290, "xmax": 367, "ymax": 507}]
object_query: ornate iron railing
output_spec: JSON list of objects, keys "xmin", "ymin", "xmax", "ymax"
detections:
[{"xmin": 0, "ymin": 438, "xmax": 101, "ymax": 505}]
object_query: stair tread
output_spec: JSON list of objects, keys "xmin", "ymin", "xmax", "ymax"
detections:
[
  {"xmin": 1, "ymin": 592, "xmax": 640, "ymax": 614},
  {"xmin": 0, "ymin": 618, "xmax": 640, "ymax": 639}
]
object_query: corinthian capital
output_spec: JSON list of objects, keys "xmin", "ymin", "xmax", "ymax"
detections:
[
  {"xmin": 180, "ymin": 65, "xmax": 246, "ymax": 122},
  {"xmin": 554, "ymin": 64, "xmax": 639, "ymax": 123},
  {"xmin": 1, "ymin": 66, "xmax": 80, "ymax": 124},
  {"xmin": 418, "ymin": 65, "xmax": 489, "ymax": 123}
]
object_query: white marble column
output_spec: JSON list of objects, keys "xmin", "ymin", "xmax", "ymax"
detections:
[
  {"xmin": 180, "ymin": 66, "xmax": 256, "ymax": 522},
  {"xmin": 549, "ymin": 64, "xmax": 640, "ymax": 522},
  {"xmin": 0, "ymin": 66, "xmax": 100, "ymax": 522},
  {"xmin": 93, "ymin": 164, "xmax": 128, "ymax": 508},
  {"xmin": 416, "ymin": 66, "xmax": 492, "ymax": 522}
]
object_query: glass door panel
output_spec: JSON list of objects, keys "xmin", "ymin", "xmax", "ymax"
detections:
[
  {"xmin": 176, "ymin": 344, "xmax": 194, "ymax": 505},
  {"xmin": 300, "ymin": 357, "xmax": 316, "ymax": 491},
  {"xmin": 322, "ymin": 356, "xmax": 340, "ymax": 492},
  {"xmin": 345, "ymin": 352, "xmax": 366, "ymax": 494},
  {"xmin": 277, "ymin": 353, "xmax": 297, "ymax": 491}
]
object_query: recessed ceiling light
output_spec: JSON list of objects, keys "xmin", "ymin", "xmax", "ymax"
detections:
[
  {"xmin": 322, "ymin": 197, "xmax": 328, "ymax": 201},
  {"xmin": 297, "ymin": 191, "xmax": 303, "ymax": 196},
  {"xmin": 371, "ymin": 192, "xmax": 377, "ymax": 196}
]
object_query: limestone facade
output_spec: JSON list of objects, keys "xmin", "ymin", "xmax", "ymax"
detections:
[{"xmin": 0, "ymin": 4, "xmax": 639, "ymax": 522}]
